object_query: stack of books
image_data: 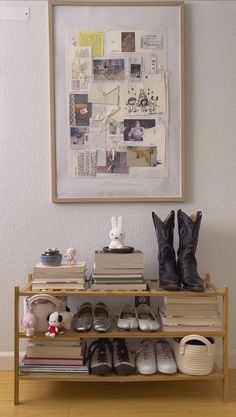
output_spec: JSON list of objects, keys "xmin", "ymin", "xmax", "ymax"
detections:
[
  {"xmin": 32, "ymin": 262, "xmax": 87, "ymax": 290},
  {"xmin": 159, "ymin": 295, "xmax": 223, "ymax": 332},
  {"xmin": 20, "ymin": 340, "xmax": 88, "ymax": 374},
  {"xmin": 91, "ymin": 250, "xmax": 146, "ymax": 290}
]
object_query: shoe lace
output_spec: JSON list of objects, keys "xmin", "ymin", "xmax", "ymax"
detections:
[
  {"xmin": 113, "ymin": 338, "xmax": 129, "ymax": 362},
  {"xmin": 85, "ymin": 339, "xmax": 113, "ymax": 372},
  {"xmin": 156, "ymin": 342, "xmax": 172, "ymax": 359},
  {"xmin": 137, "ymin": 341, "xmax": 154, "ymax": 360}
]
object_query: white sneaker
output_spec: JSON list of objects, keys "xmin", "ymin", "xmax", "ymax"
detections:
[
  {"xmin": 136, "ymin": 340, "xmax": 157, "ymax": 375},
  {"xmin": 137, "ymin": 304, "xmax": 160, "ymax": 332},
  {"xmin": 117, "ymin": 304, "xmax": 138, "ymax": 330},
  {"xmin": 155, "ymin": 341, "xmax": 177, "ymax": 374}
]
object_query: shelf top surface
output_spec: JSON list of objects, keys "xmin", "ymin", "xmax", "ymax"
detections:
[{"xmin": 17, "ymin": 278, "xmax": 226, "ymax": 296}]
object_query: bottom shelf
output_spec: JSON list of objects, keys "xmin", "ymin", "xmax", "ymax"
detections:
[{"xmin": 18, "ymin": 370, "xmax": 224, "ymax": 382}]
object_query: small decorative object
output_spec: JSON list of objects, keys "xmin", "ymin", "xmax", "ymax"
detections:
[
  {"xmin": 45, "ymin": 311, "xmax": 63, "ymax": 337},
  {"xmin": 40, "ymin": 248, "xmax": 62, "ymax": 266},
  {"xmin": 21, "ymin": 311, "xmax": 37, "ymax": 337},
  {"xmin": 66, "ymin": 247, "xmax": 77, "ymax": 265},
  {"xmin": 109, "ymin": 216, "xmax": 125, "ymax": 249}
]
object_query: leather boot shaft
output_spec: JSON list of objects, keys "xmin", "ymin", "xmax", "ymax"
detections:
[
  {"xmin": 152, "ymin": 211, "xmax": 181, "ymax": 291},
  {"xmin": 177, "ymin": 210, "xmax": 205, "ymax": 292}
]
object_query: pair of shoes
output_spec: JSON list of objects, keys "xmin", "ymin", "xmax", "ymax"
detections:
[
  {"xmin": 73, "ymin": 302, "xmax": 111, "ymax": 332},
  {"xmin": 86, "ymin": 338, "xmax": 135, "ymax": 375},
  {"xmin": 136, "ymin": 340, "xmax": 177, "ymax": 375},
  {"xmin": 152, "ymin": 210, "xmax": 205, "ymax": 292},
  {"xmin": 117, "ymin": 304, "xmax": 160, "ymax": 332}
]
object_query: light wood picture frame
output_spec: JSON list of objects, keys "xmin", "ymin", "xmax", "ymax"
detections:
[{"xmin": 49, "ymin": 1, "xmax": 185, "ymax": 203}]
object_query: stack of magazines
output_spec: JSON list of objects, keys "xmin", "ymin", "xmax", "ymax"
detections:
[
  {"xmin": 20, "ymin": 340, "xmax": 88, "ymax": 374},
  {"xmin": 32, "ymin": 262, "xmax": 87, "ymax": 290}
]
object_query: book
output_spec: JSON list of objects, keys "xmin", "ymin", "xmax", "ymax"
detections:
[
  {"xmin": 32, "ymin": 282, "xmax": 85, "ymax": 290},
  {"xmin": 32, "ymin": 275, "xmax": 85, "ymax": 284},
  {"xmin": 162, "ymin": 295, "xmax": 218, "ymax": 305},
  {"xmin": 159, "ymin": 310, "xmax": 223, "ymax": 326},
  {"xmin": 34, "ymin": 262, "xmax": 86, "ymax": 271},
  {"xmin": 20, "ymin": 363, "xmax": 88, "ymax": 373},
  {"xmin": 91, "ymin": 282, "xmax": 146, "ymax": 291},
  {"xmin": 94, "ymin": 250, "xmax": 144, "ymax": 268},
  {"xmin": 26, "ymin": 341, "xmax": 83, "ymax": 358},
  {"xmin": 159, "ymin": 306, "xmax": 220, "ymax": 316},
  {"xmin": 92, "ymin": 273, "xmax": 143, "ymax": 279},
  {"xmin": 32, "ymin": 276, "xmax": 85, "ymax": 282},
  {"xmin": 162, "ymin": 324, "xmax": 224, "ymax": 332},
  {"xmin": 22, "ymin": 355, "xmax": 84, "ymax": 366},
  {"xmin": 33, "ymin": 263, "xmax": 86, "ymax": 279},
  {"xmin": 93, "ymin": 266, "xmax": 144, "ymax": 274},
  {"xmin": 92, "ymin": 278, "xmax": 145, "ymax": 285}
]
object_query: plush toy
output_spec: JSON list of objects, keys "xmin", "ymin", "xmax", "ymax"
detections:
[
  {"xmin": 45, "ymin": 311, "xmax": 63, "ymax": 337},
  {"xmin": 21, "ymin": 312, "xmax": 37, "ymax": 337},
  {"xmin": 109, "ymin": 216, "xmax": 125, "ymax": 249}
]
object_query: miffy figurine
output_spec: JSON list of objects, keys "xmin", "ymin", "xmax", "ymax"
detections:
[{"xmin": 109, "ymin": 216, "xmax": 125, "ymax": 249}]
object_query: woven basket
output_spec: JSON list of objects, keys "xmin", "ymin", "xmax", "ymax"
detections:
[
  {"xmin": 173, "ymin": 335, "xmax": 216, "ymax": 376},
  {"xmin": 24, "ymin": 294, "xmax": 68, "ymax": 332}
]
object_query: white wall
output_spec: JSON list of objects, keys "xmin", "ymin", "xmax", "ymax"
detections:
[{"xmin": 0, "ymin": 1, "xmax": 236, "ymax": 368}]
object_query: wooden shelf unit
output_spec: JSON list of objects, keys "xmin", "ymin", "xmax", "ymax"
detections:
[{"xmin": 14, "ymin": 275, "xmax": 229, "ymax": 405}]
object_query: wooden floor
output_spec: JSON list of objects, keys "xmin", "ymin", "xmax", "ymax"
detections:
[{"xmin": 0, "ymin": 371, "xmax": 236, "ymax": 417}]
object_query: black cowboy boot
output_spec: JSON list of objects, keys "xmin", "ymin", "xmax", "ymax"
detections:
[
  {"xmin": 177, "ymin": 209, "xmax": 205, "ymax": 292},
  {"xmin": 152, "ymin": 211, "xmax": 181, "ymax": 291}
]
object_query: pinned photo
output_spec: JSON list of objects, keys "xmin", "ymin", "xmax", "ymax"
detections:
[
  {"xmin": 69, "ymin": 94, "xmax": 92, "ymax": 126},
  {"xmin": 127, "ymin": 146, "xmax": 157, "ymax": 167},
  {"xmin": 121, "ymin": 32, "xmax": 135, "ymax": 52},
  {"xmin": 72, "ymin": 150, "xmax": 97, "ymax": 177},
  {"xmin": 130, "ymin": 63, "xmax": 141, "ymax": 80},
  {"xmin": 97, "ymin": 151, "xmax": 129, "ymax": 174},
  {"xmin": 93, "ymin": 59, "xmax": 125, "ymax": 80},
  {"xmin": 109, "ymin": 121, "xmax": 125, "ymax": 135},
  {"xmin": 124, "ymin": 119, "xmax": 155, "ymax": 141},
  {"xmin": 122, "ymin": 77, "xmax": 166, "ymax": 115},
  {"xmin": 70, "ymin": 127, "xmax": 88, "ymax": 146}
]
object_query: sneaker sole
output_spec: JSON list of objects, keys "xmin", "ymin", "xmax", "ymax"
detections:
[{"xmin": 90, "ymin": 364, "xmax": 112, "ymax": 375}]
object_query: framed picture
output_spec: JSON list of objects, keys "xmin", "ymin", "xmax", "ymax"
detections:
[{"xmin": 49, "ymin": 1, "xmax": 185, "ymax": 202}]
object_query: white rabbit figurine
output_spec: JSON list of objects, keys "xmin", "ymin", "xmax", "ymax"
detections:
[{"xmin": 109, "ymin": 216, "xmax": 125, "ymax": 249}]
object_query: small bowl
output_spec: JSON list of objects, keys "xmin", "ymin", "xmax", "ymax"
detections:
[{"xmin": 40, "ymin": 253, "xmax": 62, "ymax": 266}]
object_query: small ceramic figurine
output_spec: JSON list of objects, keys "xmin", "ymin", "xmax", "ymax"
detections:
[
  {"xmin": 21, "ymin": 312, "xmax": 37, "ymax": 337},
  {"xmin": 66, "ymin": 247, "xmax": 77, "ymax": 265},
  {"xmin": 109, "ymin": 216, "xmax": 125, "ymax": 249}
]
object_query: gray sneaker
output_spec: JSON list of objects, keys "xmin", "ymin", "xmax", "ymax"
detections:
[
  {"xmin": 87, "ymin": 339, "xmax": 113, "ymax": 375},
  {"xmin": 113, "ymin": 338, "xmax": 135, "ymax": 375}
]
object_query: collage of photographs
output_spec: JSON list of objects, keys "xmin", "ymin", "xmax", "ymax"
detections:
[{"xmin": 67, "ymin": 29, "xmax": 168, "ymax": 178}]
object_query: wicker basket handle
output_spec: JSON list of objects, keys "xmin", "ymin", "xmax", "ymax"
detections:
[
  {"xmin": 26, "ymin": 294, "xmax": 61, "ymax": 311},
  {"xmin": 179, "ymin": 334, "xmax": 214, "ymax": 356}
]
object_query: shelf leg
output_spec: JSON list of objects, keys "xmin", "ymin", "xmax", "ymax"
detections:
[
  {"xmin": 14, "ymin": 286, "xmax": 20, "ymax": 405},
  {"xmin": 223, "ymin": 286, "xmax": 229, "ymax": 402}
]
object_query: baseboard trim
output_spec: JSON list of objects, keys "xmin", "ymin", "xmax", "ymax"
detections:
[
  {"xmin": 1, "ymin": 349, "xmax": 236, "ymax": 371},
  {"xmin": 0, "ymin": 352, "xmax": 25, "ymax": 370}
]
